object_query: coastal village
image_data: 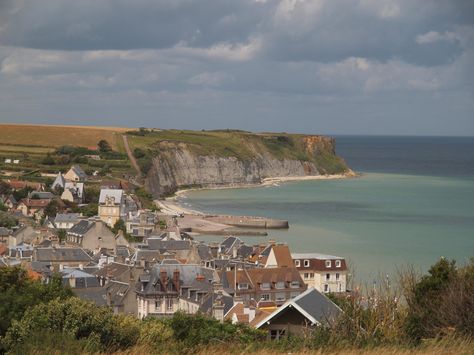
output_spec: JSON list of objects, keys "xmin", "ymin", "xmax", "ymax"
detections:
[{"xmin": 0, "ymin": 138, "xmax": 349, "ymax": 340}]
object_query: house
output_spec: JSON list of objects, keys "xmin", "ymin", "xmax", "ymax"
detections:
[
  {"xmin": 54, "ymin": 213, "xmax": 82, "ymax": 230},
  {"xmin": 67, "ymin": 219, "xmax": 117, "ymax": 252},
  {"xmin": 61, "ymin": 182, "xmax": 85, "ymax": 203},
  {"xmin": 64, "ymin": 165, "xmax": 87, "ymax": 182},
  {"xmin": 13, "ymin": 160, "xmax": 19, "ymax": 164},
  {"xmin": 0, "ymin": 227, "xmax": 12, "ymax": 244},
  {"xmin": 263, "ymin": 244, "xmax": 294, "ymax": 268},
  {"xmin": 125, "ymin": 211, "xmax": 156, "ymax": 239},
  {"xmin": 100, "ymin": 180, "xmax": 123, "ymax": 190},
  {"xmin": 1, "ymin": 195, "xmax": 17, "ymax": 210},
  {"xmin": 292, "ymin": 253, "xmax": 348, "ymax": 294},
  {"xmin": 98, "ymin": 189, "xmax": 125, "ymax": 227},
  {"xmin": 254, "ymin": 288, "xmax": 343, "ymax": 340},
  {"xmin": 4, "ymin": 159, "xmax": 11, "ymax": 164},
  {"xmin": 222, "ymin": 267, "xmax": 307, "ymax": 306},
  {"xmin": 61, "ymin": 267, "xmax": 100, "ymax": 288},
  {"xmin": 51, "ymin": 172, "xmax": 66, "ymax": 190},
  {"xmin": 33, "ymin": 247, "xmax": 93, "ymax": 270},
  {"xmin": 136, "ymin": 262, "xmax": 221, "ymax": 319},
  {"xmin": 17, "ymin": 198, "xmax": 50, "ymax": 218},
  {"xmin": 8, "ymin": 225, "xmax": 38, "ymax": 247}
]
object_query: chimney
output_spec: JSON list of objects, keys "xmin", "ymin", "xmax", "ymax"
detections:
[
  {"xmin": 160, "ymin": 269, "xmax": 168, "ymax": 289},
  {"xmin": 232, "ymin": 246, "xmax": 237, "ymax": 259},
  {"xmin": 140, "ymin": 257, "xmax": 145, "ymax": 268},
  {"xmin": 173, "ymin": 269, "xmax": 180, "ymax": 292}
]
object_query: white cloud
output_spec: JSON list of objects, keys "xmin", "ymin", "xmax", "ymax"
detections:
[{"xmin": 416, "ymin": 31, "xmax": 458, "ymax": 44}]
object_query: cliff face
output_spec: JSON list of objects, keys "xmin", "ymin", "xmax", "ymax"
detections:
[{"xmin": 144, "ymin": 134, "xmax": 349, "ymax": 198}]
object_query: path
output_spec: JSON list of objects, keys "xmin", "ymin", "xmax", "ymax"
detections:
[{"xmin": 122, "ymin": 135, "xmax": 141, "ymax": 176}]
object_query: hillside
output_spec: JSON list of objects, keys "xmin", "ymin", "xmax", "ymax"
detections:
[
  {"xmin": 126, "ymin": 129, "xmax": 351, "ymax": 197},
  {"xmin": 0, "ymin": 125, "xmax": 351, "ymax": 198}
]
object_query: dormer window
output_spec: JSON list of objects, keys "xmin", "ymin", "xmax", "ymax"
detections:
[
  {"xmin": 304, "ymin": 260, "xmax": 310, "ymax": 267},
  {"xmin": 261, "ymin": 282, "xmax": 271, "ymax": 290},
  {"xmin": 290, "ymin": 281, "xmax": 300, "ymax": 289},
  {"xmin": 238, "ymin": 283, "xmax": 249, "ymax": 290},
  {"xmin": 275, "ymin": 281, "xmax": 285, "ymax": 289},
  {"xmin": 336, "ymin": 260, "xmax": 341, "ymax": 268},
  {"xmin": 325, "ymin": 260, "xmax": 332, "ymax": 268},
  {"xmin": 295, "ymin": 260, "xmax": 300, "ymax": 267}
]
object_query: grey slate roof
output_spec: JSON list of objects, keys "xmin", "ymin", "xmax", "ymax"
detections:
[
  {"xmin": 220, "ymin": 236, "xmax": 242, "ymax": 252},
  {"xmin": 62, "ymin": 268, "xmax": 100, "ymax": 288},
  {"xmin": 139, "ymin": 264, "xmax": 219, "ymax": 296},
  {"xmin": 55, "ymin": 213, "xmax": 81, "ymax": 224},
  {"xmin": 197, "ymin": 244, "xmax": 213, "ymax": 260},
  {"xmin": 99, "ymin": 189, "xmax": 123, "ymax": 204},
  {"xmin": 52, "ymin": 172, "xmax": 66, "ymax": 189},
  {"xmin": 74, "ymin": 287, "xmax": 107, "ymax": 306},
  {"xmin": 0, "ymin": 227, "xmax": 12, "ymax": 236},
  {"xmin": 147, "ymin": 239, "xmax": 191, "ymax": 251},
  {"xmin": 71, "ymin": 165, "xmax": 87, "ymax": 179},
  {"xmin": 28, "ymin": 191, "xmax": 55, "ymax": 199},
  {"xmin": 35, "ymin": 247, "xmax": 93, "ymax": 262},
  {"xmin": 255, "ymin": 287, "xmax": 343, "ymax": 328},
  {"xmin": 68, "ymin": 220, "xmax": 93, "ymax": 236}
]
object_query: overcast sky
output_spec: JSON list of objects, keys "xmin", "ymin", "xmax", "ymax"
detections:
[{"xmin": 0, "ymin": 0, "xmax": 473, "ymax": 135}]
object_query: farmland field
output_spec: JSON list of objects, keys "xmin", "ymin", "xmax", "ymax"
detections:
[{"xmin": 0, "ymin": 124, "xmax": 129, "ymax": 150}]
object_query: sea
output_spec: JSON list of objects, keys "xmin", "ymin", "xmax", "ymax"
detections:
[{"xmin": 178, "ymin": 136, "xmax": 474, "ymax": 284}]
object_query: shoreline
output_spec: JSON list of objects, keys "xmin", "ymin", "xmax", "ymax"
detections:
[{"xmin": 157, "ymin": 170, "xmax": 359, "ymax": 216}]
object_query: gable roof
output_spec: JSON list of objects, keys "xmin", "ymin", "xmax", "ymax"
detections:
[
  {"xmin": 19, "ymin": 198, "xmax": 50, "ymax": 208},
  {"xmin": 68, "ymin": 220, "xmax": 94, "ymax": 236},
  {"xmin": 28, "ymin": 191, "xmax": 55, "ymax": 200},
  {"xmin": 52, "ymin": 172, "xmax": 66, "ymax": 189},
  {"xmin": 254, "ymin": 287, "xmax": 343, "ymax": 328},
  {"xmin": 64, "ymin": 182, "xmax": 84, "ymax": 198},
  {"xmin": 35, "ymin": 247, "xmax": 93, "ymax": 262},
  {"xmin": 55, "ymin": 213, "xmax": 82, "ymax": 224},
  {"xmin": 268, "ymin": 244, "xmax": 293, "ymax": 268},
  {"xmin": 69, "ymin": 165, "xmax": 87, "ymax": 179}
]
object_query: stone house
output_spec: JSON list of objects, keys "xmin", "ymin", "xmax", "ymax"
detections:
[
  {"xmin": 61, "ymin": 182, "xmax": 85, "ymax": 204},
  {"xmin": 67, "ymin": 219, "xmax": 117, "ymax": 252},
  {"xmin": 98, "ymin": 189, "xmax": 125, "ymax": 227},
  {"xmin": 64, "ymin": 165, "xmax": 87, "ymax": 182},
  {"xmin": 17, "ymin": 198, "xmax": 50, "ymax": 218}
]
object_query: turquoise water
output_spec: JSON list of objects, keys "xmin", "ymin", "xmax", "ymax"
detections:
[{"xmin": 180, "ymin": 137, "xmax": 474, "ymax": 283}]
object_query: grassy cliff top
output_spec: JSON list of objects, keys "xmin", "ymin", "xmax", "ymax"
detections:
[{"xmin": 127, "ymin": 129, "xmax": 325, "ymax": 161}]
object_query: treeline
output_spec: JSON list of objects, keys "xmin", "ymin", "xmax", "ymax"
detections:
[{"xmin": 0, "ymin": 258, "xmax": 473, "ymax": 354}]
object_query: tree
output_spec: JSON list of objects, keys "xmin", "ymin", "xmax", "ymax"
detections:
[
  {"xmin": 41, "ymin": 154, "xmax": 55, "ymax": 165},
  {"xmin": 44, "ymin": 200, "xmax": 60, "ymax": 218},
  {"xmin": 57, "ymin": 229, "xmax": 67, "ymax": 243},
  {"xmin": 0, "ymin": 211, "xmax": 17, "ymax": 228},
  {"xmin": 0, "ymin": 181, "xmax": 11, "ymax": 195},
  {"xmin": 112, "ymin": 219, "xmax": 126, "ymax": 234},
  {"xmin": 97, "ymin": 140, "xmax": 112, "ymax": 153},
  {"xmin": 0, "ymin": 267, "xmax": 73, "ymax": 340}
]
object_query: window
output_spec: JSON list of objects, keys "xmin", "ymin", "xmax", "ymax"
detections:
[
  {"xmin": 275, "ymin": 293, "xmax": 286, "ymax": 302},
  {"xmin": 304, "ymin": 273, "xmax": 309, "ymax": 280},
  {"xmin": 275, "ymin": 281, "xmax": 285, "ymax": 289},
  {"xmin": 238, "ymin": 283, "xmax": 249, "ymax": 290},
  {"xmin": 310, "ymin": 272, "xmax": 314, "ymax": 278},
  {"xmin": 261, "ymin": 294, "xmax": 270, "ymax": 301},
  {"xmin": 261, "ymin": 282, "xmax": 271, "ymax": 290},
  {"xmin": 336, "ymin": 260, "xmax": 341, "ymax": 268},
  {"xmin": 295, "ymin": 260, "xmax": 300, "ymax": 267},
  {"xmin": 324, "ymin": 284, "xmax": 329, "ymax": 293},
  {"xmin": 325, "ymin": 260, "xmax": 332, "ymax": 268},
  {"xmin": 326, "ymin": 273, "xmax": 330, "ymax": 281},
  {"xmin": 336, "ymin": 273, "xmax": 340, "ymax": 280},
  {"xmin": 304, "ymin": 260, "xmax": 310, "ymax": 267},
  {"xmin": 167, "ymin": 298, "xmax": 173, "ymax": 310},
  {"xmin": 155, "ymin": 300, "xmax": 161, "ymax": 310},
  {"xmin": 270, "ymin": 329, "xmax": 286, "ymax": 340},
  {"xmin": 290, "ymin": 281, "xmax": 300, "ymax": 288}
]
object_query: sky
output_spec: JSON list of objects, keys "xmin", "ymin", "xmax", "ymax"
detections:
[{"xmin": 0, "ymin": 0, "xmax": 473, "ymax": 136}]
